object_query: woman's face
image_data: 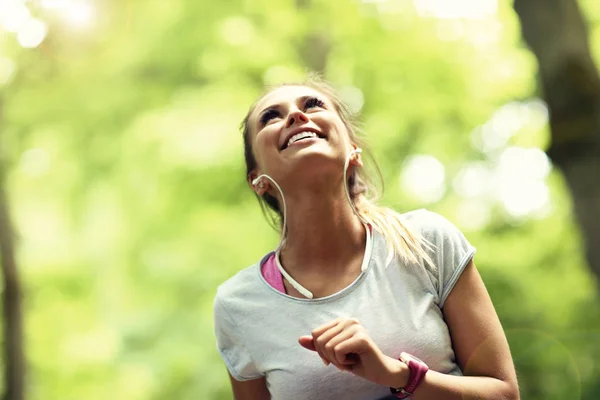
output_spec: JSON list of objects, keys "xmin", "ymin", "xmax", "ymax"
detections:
[{"xmin": 247, "ymin": 85, "xmax": 355, "ymax": 187}]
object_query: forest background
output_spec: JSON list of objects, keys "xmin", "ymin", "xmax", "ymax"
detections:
[{"xmin": 0, "ymin": 0, "xmax": 599, "ymax": 399}]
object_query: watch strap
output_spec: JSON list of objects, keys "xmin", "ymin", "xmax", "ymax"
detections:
[{"xmin": 390, "ymin": 353, "xmax": 429, "ymax": 398}]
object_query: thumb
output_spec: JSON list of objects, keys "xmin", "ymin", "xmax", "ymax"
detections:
[{"xmin": 298, "ymin": 335, "xmax": 317, "ymax": 351}]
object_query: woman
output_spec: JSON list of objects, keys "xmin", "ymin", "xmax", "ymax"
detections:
[{"xmin": 213, "ymin": 77, "xmax": 519, "ymax": 400}]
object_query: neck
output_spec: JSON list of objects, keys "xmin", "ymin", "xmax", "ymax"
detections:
[{"xmin": 278, "ymin": 186, "xmax": 366, "ymax": 277}]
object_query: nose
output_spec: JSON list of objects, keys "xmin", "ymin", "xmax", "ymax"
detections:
[{"xmin": 286, "ymin": 109, "xmax": 309, "ymax": 128}]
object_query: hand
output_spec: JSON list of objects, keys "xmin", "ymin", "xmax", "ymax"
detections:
[{"xmin": 298, "ymin": 317, "xmax": 409, "ymax": 388}]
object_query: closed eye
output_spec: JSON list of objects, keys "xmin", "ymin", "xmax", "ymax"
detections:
[
  {"xmin": 304, "ymin": 97, "xmax": 325, "ymax": 110},
  {"xmin": 259, "ymin": 109, "xmax": 281, "ymax": 126}
]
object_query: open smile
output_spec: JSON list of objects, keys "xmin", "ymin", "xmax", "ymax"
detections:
[{"xmin": 280, "ymin": 128, "xmax": 326, "ymax": 151}]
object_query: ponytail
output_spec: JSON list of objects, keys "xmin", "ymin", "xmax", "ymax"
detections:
[{"xmin": 355, "ymin": 197, "xmax": 434, "ymax": 269}]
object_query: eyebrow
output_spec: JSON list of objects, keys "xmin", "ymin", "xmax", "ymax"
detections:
[{"xmin": 257, "ymin": 95, "xmax": 319, "ymax": 122}]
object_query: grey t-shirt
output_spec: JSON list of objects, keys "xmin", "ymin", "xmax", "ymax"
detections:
[{"xmin": 214, "ymin": 209, "xmax": 476, "ymax": 400}]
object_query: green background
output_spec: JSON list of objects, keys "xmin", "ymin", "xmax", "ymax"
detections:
[{"xmin": 0, "ymin": 0, "xmax": 599, "ymax": 399}]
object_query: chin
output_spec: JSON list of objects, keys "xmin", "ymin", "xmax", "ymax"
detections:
[{"xmin": 285, "ymin": 152, "xmax": 346, "ymax": 181}]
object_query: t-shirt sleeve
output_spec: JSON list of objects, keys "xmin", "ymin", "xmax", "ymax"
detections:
[
  {"xmin": 418, "ymin": 210, "xmax": 476, "ymax": 307},
  {"xmin": 213, "ymin": 290, "xmax": 262, "ymax": 381}
]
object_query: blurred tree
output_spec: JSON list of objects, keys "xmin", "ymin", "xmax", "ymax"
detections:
[
  {"xmin": 514, "ymin": 0, "xmax": 600, "ymax": 284},
  {"xmin": 0, "ymin": 0, "xmax": 598, "ymax": 399},
  {"xmin": 0, "ymin": 100, "xmax": 24, "ymax": 400}
]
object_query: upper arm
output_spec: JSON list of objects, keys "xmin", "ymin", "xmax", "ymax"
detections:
[
  {"xmin": 215, "ymin": 292, "xmax": 265, "ymax": 393},
  {"xmin": 442, "ymin": 260, "xmax": 518, "ymax": 388},
  {"xmin": 229, "ymin": 373, "xmax": 270, "ymax": 400}
]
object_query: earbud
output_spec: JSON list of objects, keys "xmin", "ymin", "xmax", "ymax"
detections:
[
  {"xmin": 252, "ymin": 176, "xmax": 266, "ymax": 190},
  {"xmin": 350, "ymin": 148, "xmax": 363, "ymax": 164}
]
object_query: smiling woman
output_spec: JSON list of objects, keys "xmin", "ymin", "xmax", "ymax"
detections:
[
  {"xmin": 240, "ymin": 80, "xmax": 425, "ymax": 263},
  {"xmin": 213, "ymin": 76, "xmax": 520, "ymax": 400}
]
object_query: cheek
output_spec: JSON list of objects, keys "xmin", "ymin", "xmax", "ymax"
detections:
[
  {"xmin": 252, "ymin": 130, "xmax": 277, "ymax": 166},
  {"xmin": 319, "ymin": 113, "xmax": 347, "ymax": 138},
  {"xmin": 330, "ymin": 120, "xmax": 353, "ymax": 147}
]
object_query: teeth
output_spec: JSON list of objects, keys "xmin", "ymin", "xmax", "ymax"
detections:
[{"xmin": 287, "ymin": 131, "xmax": 317, "ymax": 147}]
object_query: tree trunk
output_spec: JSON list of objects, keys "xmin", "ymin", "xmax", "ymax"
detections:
[
  {"xmin": 0, "ymin": 100, "xmax": 25, "ymax": 400},
  {"xmin": 514, "ymin": 0, "xmax": 600, "ymax": 284}
]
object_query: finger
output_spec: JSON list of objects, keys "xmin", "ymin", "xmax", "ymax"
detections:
[
  {"xmin": 322, "ymin": 319, "xmax": 361, "ymax": 365},
  {"xmin": 298, "ymin": 336, "xmax": 330, "ymax": 365},
  {"xmin": 317, "ymin": 327, "xmax": 346, "ymax": 366},
  {"xmin": 325, "ymin": 328, "xmax": 359, "ymax": 366},
  {"xmin": 313, "ymin": 323, "xmax": 343, "ymax": 352},
  {"xmin": 312, "ymin": 321, "xmax": 345, "ymax": 366},
  {"xmin": 298, "ymin": 336, "xmax": 316, "ymax": 351},
  {"xmin": 314, "ymin": 319, "xmax": 361, "ymax": 366},
  {"xmin": 311, "ymin": 318, "xmax": 360, "ymax": 367},
  {"xmin": 333, "ymin": 332, "xmax": 371, "ymax": 365},
  {"xmin": 312, "ymin": 318, "xmax": 358, "ymax": 354},
  {"xmin": 311, "ymin": 317, "xmax": 344, "ymax": 337}
]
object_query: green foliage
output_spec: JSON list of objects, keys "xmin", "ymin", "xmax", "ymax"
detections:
[{"xmin": 0, "ymin": 0, "xmax": 599, "ymax": 399}]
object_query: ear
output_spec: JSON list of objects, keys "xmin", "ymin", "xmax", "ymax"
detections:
[
  {"xmin": 248, "ymin": 172, "xmax": 269, "ymax": 196},
  {"xmin": 350, "ymin": 144, "xmax": 364, "ymax": 168}
]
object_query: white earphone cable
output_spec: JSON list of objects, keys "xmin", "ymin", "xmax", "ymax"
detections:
[
  {"xmin": 343, "ymin": 148, "xmax": 370, "ymax": 229},
  {"xmin": 252, "ymin": 174, "xmax": 288, "ymax": 253}
]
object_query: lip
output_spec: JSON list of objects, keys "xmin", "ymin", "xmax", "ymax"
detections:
[{"xmin": 280, "ymin": 127, "xmax": 326, "ymax": 151}]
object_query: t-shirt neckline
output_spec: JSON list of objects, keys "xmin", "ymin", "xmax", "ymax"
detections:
[{"xmin": 257, "ymin": 225, "xmax": 376, "ymax": 303}]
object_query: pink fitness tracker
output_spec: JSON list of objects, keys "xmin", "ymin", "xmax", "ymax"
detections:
[{"xmin": 390, "ymin": 352, "xmax": 429, "ymax": 398}]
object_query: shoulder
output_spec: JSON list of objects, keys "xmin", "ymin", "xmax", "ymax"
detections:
[
  {"xmin": 399, "ymin": 209, "xmax": 476, "ymax": 305},
  {"xmin": 214, "ymin": 264, "xmax": 259, "ymax": 330},
  {"xmin": 214, "ymin": 254, "xmax": 272, "ymax": 312},
  {"xmin": 216, "ymin": 263, "xmax": 261, "ymax": 303},
  {"xmin": 399, "ymin": 208, "xmax": 459, "ymax": 240},
  {"xmin": 399, "ymin": 208, "xmax": 475, "ymax": 265},
  {"xmin": 213, "ymin": 262, "xmax": 268, "ymax": 382}
]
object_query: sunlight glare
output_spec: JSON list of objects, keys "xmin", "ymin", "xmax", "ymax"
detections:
[
  {"xmin": 453, "ymin": 162, "xmax": 493, "ymax": 198},
  {"xmin": 39, "ymin": 0, "xmax": 71, "ymax": 8},
  {"xmin": 0, "ymin": 0, "xmax": 31, "ymax": 33},
  {"xmin": 64, "ymin": 2, "xmax": 94, "ymax": 27},
  {"xmin": 400, "ymin": 155, "xmax": 446, "ymax": 203},
  {"xmin": 496, "ymin": 146, "xmax": 552, "ymax": 218},
  {"xmin": 499, "ymin": 179, "xmax": 550, "ymax": 218},
  {"xmin": 40, "ymin": 0, "xmax": 95, "ymax": 27},
  {"xmin": 20, "ymin": 148, "xmax": 51, "ymax": 177},
  {"xmin": 413, "ymin": 0, "xmax": 497, "ymax": 20},
  {"xmin": 339, "ymin": 86, "xmax": 365, "ymax": 114},
  {"xmin": 17, "ymin": 18, "xmax": 48, "ymax": 48},
  {"xmin": 471, "ymin": 100, "xmax": 548, "ymax": 154},
  {"xmin": 456, "ymin": 199, "xmax": 491, "ymax": 231},
  {"xmin": 436, "ymin": 19, "xmax": 465, "ymax": 41}
]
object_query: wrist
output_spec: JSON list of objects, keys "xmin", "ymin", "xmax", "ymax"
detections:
[
  {"xmin": 390, "ymin": 352, "xmax": 429, "ymax": 398},
  {"xmin": 383, "ymin": 356, "xmax": 410, "ymax": 389}
]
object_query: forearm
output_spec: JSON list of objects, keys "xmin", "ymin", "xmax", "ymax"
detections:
[{"xmin": 413, "ymin": 370, "xmax": 519, "ymax": 400}]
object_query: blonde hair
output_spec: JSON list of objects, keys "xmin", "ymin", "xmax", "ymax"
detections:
[{"xmin": 241, "ymin": 75, "xmax": 433, "ymax": 267}]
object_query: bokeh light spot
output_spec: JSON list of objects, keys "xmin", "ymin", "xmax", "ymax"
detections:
[
  {"xmin": 400, "ymin": 155, "xmax": 446, "ymax": 203},
  {"xmin": 17, "ymin": 18, "xmax": 48, "ymax": 48},
  {"xmin": 20, "ymin": 148, "xmax": 51, "ymax": 178},
  {"xmin": 413, "ymin": 0, "xmax": 497, "ymax": 20},
  {"xmin": 0, "ymin": 0, "xmax": 31, "ymax": 33}
]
